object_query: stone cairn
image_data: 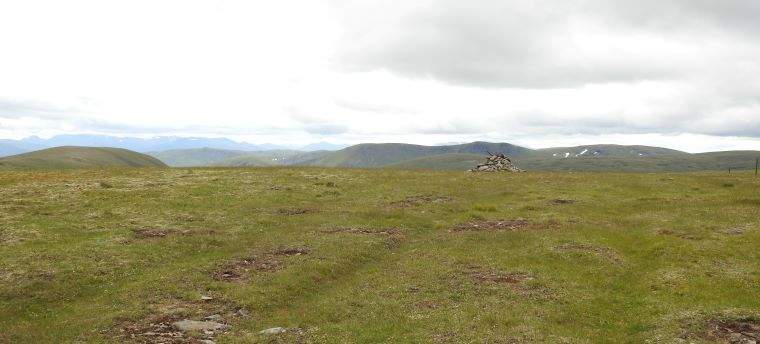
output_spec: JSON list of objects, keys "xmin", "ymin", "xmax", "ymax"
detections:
[{"xmin": 469, "ymin": 153, "xmax": 522, "ymax": 172}]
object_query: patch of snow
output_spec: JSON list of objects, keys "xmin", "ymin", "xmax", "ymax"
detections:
[
  {"xmin": 552, "ymin": 153, "xmax": 558, "ymax": 157},
  {"xmin": 638, "ymin": 153, "xmax": 644, "ymax": 156},
  {"xmin": 564, "ymin": 152, "xmax": 570, "ymax": 158}
]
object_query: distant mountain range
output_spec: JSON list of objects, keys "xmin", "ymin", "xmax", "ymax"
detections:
[
  {"xmin": 1, "ymin": 138, "xmax": 758, "ymax": 172},
  {"xmin": 146, "ymin": 141, "xmax": 759, "ymax": 172},
  {"xmin": 0, "ymin": 135, "xmax": 347, "ymax": 157}
]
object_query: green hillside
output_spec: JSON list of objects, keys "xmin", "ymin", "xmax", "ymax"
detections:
[
  {"xmin": 386, "ymin": 150, "xmax": 760, "ymax": 172},
  {"xmin": 211, "ymin": 155, "xmax": 274, "ymax": 167},
  {"xmin": 0, "ymin": 146, "xmax": 167, "ymax": 170},
  {"xmin": 386, "ymin": 153, "xmax": 486, "ymax": 170},
  {"xmin": 148, "ymin": 148, "xmax": 252, "ymax": 167},
  {"xmin": 303, "ymin": 142, "xmax": 531, "ymax": 167}
]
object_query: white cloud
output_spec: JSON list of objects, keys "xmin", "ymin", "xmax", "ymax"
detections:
[{"xmin": 0, "ymin": 0, "xmax": 757, "ymax": 151}]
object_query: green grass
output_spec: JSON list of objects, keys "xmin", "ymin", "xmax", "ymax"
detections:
[
  {"xmin": 0, "ymin": 146, "xmax": 166, "ymax": 170},
  {"xmin": 0, "ymin": 168, "xmax": 758, "ymax": 343}
]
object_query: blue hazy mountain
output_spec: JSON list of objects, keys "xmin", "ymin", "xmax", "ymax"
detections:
[{"xmin": 1, "ymin": 135, "xmax": 290, "ymax": 156}]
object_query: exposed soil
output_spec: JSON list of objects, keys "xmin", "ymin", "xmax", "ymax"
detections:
[
  {"xmin": 212, "ymin": 246, "xmax": 310, "ymax": 282},
  {"xmin": 686, "ymin": 317, "xmax": 760, "ymax": 343},
  {"xmin": 450, "ymin": 219, "xmax": 529, "ymax": 232},
  {"xmin": 114, "ymin": 299, "xmax": 246, "ymax": 344},
  {"xmin": 276, "ymin": 208, "xmax": 314, "ymax": 216},
  {"xmin": 656, "ymin": 228, "xmax": 702, "ymax": 240},
  {"xmin": 132, "ymin": 228, "xmax": 207, "ymax": 239},
  {"xmin": 550, "ymin": 199, "xmax": 576, "ymax": 205},
  {"xmin": 133, "ymin": 229, "xmax": 170, "ymax": 238},
  {"xmin": 392, "ymin": 195, "xmax": 452, "ymax": 207},
  {"xmin": 468, "ymin": 267, "xmax": 533, "ymax": 285},
  {"xmin": 722, "ymin": 227, "xmax": 747, "ymax": 235},
  {"xmin": 118, "ymin": 313, "xmax": 186, "ymax": 344}
]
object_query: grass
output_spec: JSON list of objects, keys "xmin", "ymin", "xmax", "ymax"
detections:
[{"xmin": 0, "ymin": 167, "xmax": 758, "ymax": 343}]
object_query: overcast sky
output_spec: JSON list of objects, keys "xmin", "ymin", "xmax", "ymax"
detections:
[{"xmin": 1, "ymin": 0, "xmax": 759, "ymax": 152}]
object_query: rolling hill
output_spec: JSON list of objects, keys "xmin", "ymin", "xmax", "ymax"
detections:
[
  {"xmin": 301, "ymin": 142, "xmax": 532, "ymax": 167},
  {"xmin": 533, "ymin": 144, "xmax": 689, "ymax": 159},
  {"xmin": 148, "ymin": 148, "xmax": 254, "ymax": 167},
  {"xmin": 0, "ymin": 146, "xmax": 167, "ymax": 170},
  {"xmin": 135, "ymin": 141, "xmax": 759, "ymax": 172},
  {"xmin": 387, "ymin": 150, "xmax": 760, "ymax": 172}
]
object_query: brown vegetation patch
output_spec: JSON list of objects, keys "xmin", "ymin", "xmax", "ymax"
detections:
[
  {"xmin": 118, "ymin": 313, "xmax": 186, "ymax": 343},
  {"xmin": 550, "ymin": 199, "xmax": 576, "ymax": 205},
  {"xmin": 656, "ymin": 228, "xmax": 702, "ymax": 240},
  {"xmin": 213, "ymin": 246, "xmax": 310, "ymax": 282},
  {"xmin": 450, "ymin": 219, "xmax": 529, "ymax": 232},
  {"xmin": 392, "ymin": 195, "xmax": 452, "ymax": 207},
  {"xmin": 722, "ymin": 226, "xmax": 747, "ymax": 235},
  {"xmin": 685, "ymin": 317, "xmax": 760, "ymax": 343},
  {"xmin": 469, "ymin": 268, "xmax": 533, "ymax": 285},
  {"xmin": 276, "ymin": 208, "xmax": 314, "ymax": 216},
  {"xmin": 554, "ymin": 242, "xmax": 622, "ymax": 264},
  {"xmin": 133, "ymin": 229, "xmax": 170, "ymax": 238},
  {"xmin": 114, "ymin": 299, "xmax": 246, "ymax": 344},
  {"xmin": 132, "ymin": 228, "xmax": 208, "ymax": 239}
]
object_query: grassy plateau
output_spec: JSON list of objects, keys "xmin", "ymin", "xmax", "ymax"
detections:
[{"xmin": 0, "ymin": 167, "xmax": 758, "ymax": 343}]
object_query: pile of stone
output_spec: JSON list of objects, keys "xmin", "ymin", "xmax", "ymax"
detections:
[{"xmin": 469, "ymin": 153, "xmax": 522, "ymax": 172}]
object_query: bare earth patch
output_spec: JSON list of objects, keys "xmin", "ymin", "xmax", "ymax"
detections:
[
  {"xmin": 212, "ymin": 246, "xmax": 310, "ymax": 282},
  {"xmin": 132, "ymin": 228, "xmax": 213, "ymax": 239},
  {"xmin": 392, "ymin": 195, "xmax": 452, "ymax": 207},
  {"xmin": 656, "ymin": 228, "xmax": 702, "ymax": 240},
  {"xmin": 114, "ymin": 299, "xmax": 248, "ymax": 344},
  {"xmin": 450, "ymin": 219, "xmax": 529, "ymax": 232},
  {"xmin": 550, "ymin": 199, "xmax": 577, "ymax": 205},
  {"xmin": 276, "ymin": 208, "xmax": 315, "ymax": 216},
  {"xmin": 467, "ymin": 266, "xmax": 534, "ymax": 285},
  {"xmin": 682, "ymin": 317, "xmax": 760, "ymax": 344}
]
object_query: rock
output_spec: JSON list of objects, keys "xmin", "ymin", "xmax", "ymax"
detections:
[
  {"xmin": 469, "ymin": 154, "xmax": 522, "ymax": 172},
  {"xmin": 200, "ymin": 295, "xmax": 214, "ymax": 301},
  {"xmin": 236, "ymin": 308, "xmax": 251, "ymax": 317},
  {"xmin": 259, "ymin": 327, "xmax": 286, "ymax": 335},
  {"xmin": 172, "ymin": 320, "xmax": 228, "ymax": 332},
  {"xmin": 204, "ymin": 314, "xmax": 222, "ymax": 322},
  {"xmin": 200, "ymin": 340, "xmax": 216, "ymax": 344}
]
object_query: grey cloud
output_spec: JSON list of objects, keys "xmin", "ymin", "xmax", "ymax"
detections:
[{"xmin": 334, "ymin": 0, "xmax": 760, "ymax": 88}]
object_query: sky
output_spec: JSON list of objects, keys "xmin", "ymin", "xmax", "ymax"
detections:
[{"xmin": 1, "ymin": 0, "xmax": 759, "ymax": 152}]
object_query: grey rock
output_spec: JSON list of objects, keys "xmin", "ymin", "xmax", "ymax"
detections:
[
  {"xmin": 259, "ymin": 327, "xmax": 286, "ymax": 335},
  {"xmin": 200, "ymin": 340, "xmax": 216, "ymax": 344},
  {"xmin": 204, "ymin": 314, "xmax": 222, "ymax": 322},
  {"xmin": 469, "ymin": 154, "xmax": 522, "ymax": 172},
  {"xmin": 172, "ymin": 320, "xmax": 228, "ymax": 332}
]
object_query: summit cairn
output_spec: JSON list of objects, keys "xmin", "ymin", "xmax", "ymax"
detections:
[{"xmin": 469, "ymin": 153, "xmax": 522, "ymax": 172}]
